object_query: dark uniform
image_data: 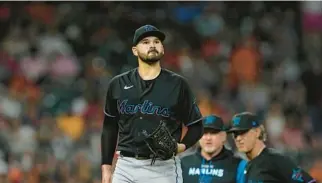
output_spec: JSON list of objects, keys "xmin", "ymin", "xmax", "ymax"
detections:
[
  {"xmin": 181, "ymin": 115, "xmax": 247, "ymax": 183},
  {"xmin": 105, "ymin": 67, "xmax": 202, "ymax": 156},
  {"xmin": 228, "ymin": 113, "xmax": 316, "ymax": 183},
  {"xmin": 244, "ymin": 148, "xmax": 316, "ymax": 183},
  {"xmin": 102, "ymin": 25, "xmax": 204, "ymax": 183}
]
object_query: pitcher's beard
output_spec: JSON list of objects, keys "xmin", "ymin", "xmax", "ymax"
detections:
[{"xmin": 139, "ymin": 52, "xmax": 164, "ymax": 65}]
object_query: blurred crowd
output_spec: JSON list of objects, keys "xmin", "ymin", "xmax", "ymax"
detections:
[{"xmin": 0, "ymin": 2, "xmax": 322, "ymax": 183}]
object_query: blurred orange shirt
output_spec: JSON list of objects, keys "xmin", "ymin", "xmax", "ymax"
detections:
[
  {"xmin": 25, "ymin": 3, "xmax": 55, "ymax": 25},
  {"xmin": 229, "ymin": 45, "xmax": 260, "ymax": 89},
  {"xmin": 310, "ymin": 160, "xmax": 322, "ymax": 182},
  {"xmin": 57, "ymin": 115, "xmax": 85, "ymax": 141},
  {"xmin": 9, "ymin": 74, "xmax": 41, "ymax": 102},
  {"xmin": 8, "ymin": 168, "xmax": 22, "ymax": 183},
  {"xmin": 198, "ymin": 97, "xmax": 230, "ymax": 123},
  {"xmin": 198, "ymin": 99, "xmax": 213, "ymax": 117}
]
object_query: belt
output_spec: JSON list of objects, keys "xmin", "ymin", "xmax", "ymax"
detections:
[{"xmin": 120, "ymin": 151, "xmax": 154, "ymax": 160}]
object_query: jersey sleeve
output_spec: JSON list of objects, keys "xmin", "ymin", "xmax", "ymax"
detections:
[
  {"xmin": 178, "ymin": 79, "xmax": 202, "ymax": 126},
  {"xmin": 104, "ymin": 78, "xmax": 119, "ymax": 118},
  {"xmin": 275, "ymin": 155, "xmax": 316, "ymax": 183}
]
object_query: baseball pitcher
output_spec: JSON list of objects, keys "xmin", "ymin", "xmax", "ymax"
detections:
[{"xmin": 101, "ymin": 25, "xmax": 204, "ymax": 183}]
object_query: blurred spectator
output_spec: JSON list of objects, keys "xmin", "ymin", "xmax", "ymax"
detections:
[
  {"xmin": 193, "ymin": 4, "xmax": 225, "ymax": 38},
  {"xmin": 72, "ymin": 151, "xmax": 92, "ymax": 183},
  {"xmin": 37, "ymin": 114, "xmax": 55, "ymax": 150},
  {"xmin": 2, "ymin": 24, "xmax": 30, "ymax": 59},
  {"xmin": 7, "ymin": 118, "xmax": 37, "ymax": 156},
  {"xmin": 37, "ymin": 26, "xmax": 74, "ymax": 58},
  {"xmin": 301, "ymin": 60, "xmax": 322, "ymax": 135},
  {"xmin": 0, "ymin": 133, "xmax": 9, "ymax": 182},
  {"xmin": 56, "ymin": 108, "xmax": 84, "ymax": 142},
  {"xmin": 0, "ymin": 94, "xmax": 22, "ymax": 119},
  {"xmin": 264, "ymin": 100, "xmax": 286, "ymax": 148},
  {"xmin": 281, "ymin": 111, "xmax": 307, "ymax": 151},
  {"xmin": 19, "ymin": 46, "xmax": 48, "ymax": 83},
  {"xmin": 309, "ymin": 157, "xmax": 322, "ymax": 182},
  {"xmin": 53, "ymin": 161, "xmax": 70, "ymax": 183},
  {"xmin": 51, "ymin": 124, "xmax": 73, "ymax": 161},
  {"xmin": 49, "ymin": 51, "xmax": 80, "ymax": 83},
  {"xmin": 228, "ymin": 36, "xmax": 261, "ymax": 90}
]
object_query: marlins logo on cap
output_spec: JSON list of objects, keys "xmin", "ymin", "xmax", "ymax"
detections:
[
  {"xmin": 144, "ymin": 25, "xmax": 155, "ymax": 32},
  {"xmin": 202, "ymin": 115, "xmax": 225, "ymax": 131},
  {"xmin": 133, "ymin": 24, "xmax": 166, "ymax": 45},
  {"xmin": 228, "ymin": 112, "xmax": 262, "ymax": 133},
  {"xmin": 232, "ymin": 116, "xmax": 241, "ymax": 126}
]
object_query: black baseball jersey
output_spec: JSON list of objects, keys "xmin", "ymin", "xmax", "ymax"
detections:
[
  {"xmin": 181, "ymin": 147, "xmax": 247, "ymax": 183},
  {"xmin": 245, "ymin": 148, "xmax": 316, "ymax": 183},
  {"xmin": 104, "ymin": 68, "xmax": 202, "ymax": 154}
]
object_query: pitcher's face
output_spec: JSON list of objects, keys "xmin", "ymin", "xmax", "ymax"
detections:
[{"xmin": 132, "ymin": 36, "xmax": 164, "ymax": 64}]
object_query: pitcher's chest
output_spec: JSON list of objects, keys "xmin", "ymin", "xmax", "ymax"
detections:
[{"xmin": 116, "ymin": 83, "xmax": 180, "ymax": 118}]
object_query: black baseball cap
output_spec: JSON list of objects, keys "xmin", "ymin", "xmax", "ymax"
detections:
[
  {"xmin": 202, "ymin": 115, "xmax": 226, "ymax": 131},
  {"xmin": 133, "ymin": 25, "xmax": 166, "ymax": 45},
  {"xmin": 227, "ymin": 112, "xmax": 262, "ymax": 133}
]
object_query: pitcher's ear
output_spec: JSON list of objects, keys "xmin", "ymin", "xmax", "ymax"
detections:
[{"xmin": 132, "ymin": 47, "xmax": 138, "ymax": 56}]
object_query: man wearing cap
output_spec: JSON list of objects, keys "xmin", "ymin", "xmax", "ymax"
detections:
[
  {"xmin": 228, "ymin": 112, "xmax": 316, "ymax": 183},
  {"xmin": 101, "ymin": 25, "xmax": 203, "ymax": 183},
  {"xmin": 181, "ymin": 115, "xmax": 247, "ymax": 183}
]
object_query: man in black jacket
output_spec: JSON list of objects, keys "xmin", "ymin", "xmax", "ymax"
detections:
[
  {"xmin": 228, "ymin": 112, "xmax": 316, "ymax": 183},
  {"xmin": 181, "ymin": 115, "xmax": 247, "ymax": 183}
]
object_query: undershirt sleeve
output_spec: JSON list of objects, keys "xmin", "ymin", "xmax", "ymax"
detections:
[{"xmin": 101, "ymin": 79, "xmax": 120, "ymax": 165}]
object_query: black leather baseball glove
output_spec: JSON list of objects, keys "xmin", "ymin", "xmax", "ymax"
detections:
[{"xmin": 142, "ymin": 120, "xmax": 177, "ymax": 164}]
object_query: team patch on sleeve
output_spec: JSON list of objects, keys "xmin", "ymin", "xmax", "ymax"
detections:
[{"xmin": 291, "ymin": 168, "xmax": 304, "ymax": 182}]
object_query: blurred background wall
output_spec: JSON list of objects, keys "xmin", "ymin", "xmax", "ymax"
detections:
[{"xmin": 0, "ymin": 1, "xmax": 321, "ymax": 183}]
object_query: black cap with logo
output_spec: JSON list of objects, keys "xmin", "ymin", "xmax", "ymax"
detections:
[
  {"xmin": 202, "ymin": 115, "xmax": 226, "ymax": 131},
  {"xmin": 133, "ymin": 25, "xmax": 166, "ymax": 46},
  {"xmin": 227, "ymin": 112, "xmax": 262, "ymax": 133}
]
